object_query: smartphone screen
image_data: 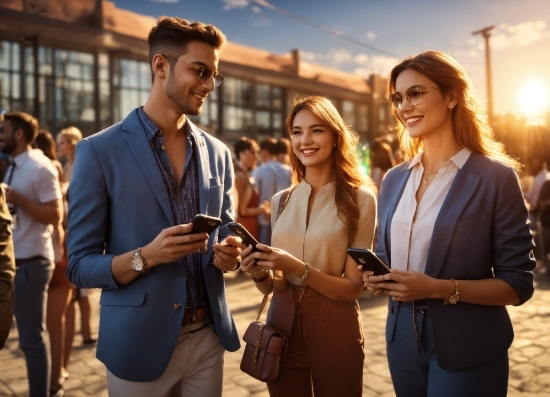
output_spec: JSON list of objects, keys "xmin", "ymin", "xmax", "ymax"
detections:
[{"xmin": 347, "ymin": 248, "xmax": 390, "ymax": 276}]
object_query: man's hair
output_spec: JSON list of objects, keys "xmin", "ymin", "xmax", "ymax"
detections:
[
  {"xmin": 234, "ymin": 137, "xmax": 258, "ymax": 159},
  {"xmin": 57, "ymin": 126, "xmax": 83, "ymax": 146},
  {"xmin": 259, "ymin": 137, "xmax": 278, "ymax": 156},
  {"xmin": 3, "ymin": 111, "xmax": 39, "ymax": 144},
  {"xmin": 147, "ymin": 16, "xmax": 227, "ymax": 82},
  {"xmin": 274, "ymin": 138, "xmax": 290, "ymax": 156}
]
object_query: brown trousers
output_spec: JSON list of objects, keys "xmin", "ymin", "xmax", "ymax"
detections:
[{"xmin": 267, "ymin": 285, "xmax": 365, "ymax": 397}]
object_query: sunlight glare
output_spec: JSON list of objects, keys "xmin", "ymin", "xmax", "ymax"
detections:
[{"xmin": 518, "ymin": 80, "xmax": 549, "ymax": 120}]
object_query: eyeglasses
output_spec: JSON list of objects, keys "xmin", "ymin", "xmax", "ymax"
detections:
[
  {"xmin": 389, "ymin": 85, "xmax": 440, "ymax": 110},
  {"xmin": 161, "ymin": 54, "xmax": 224, "ymax": 88}
]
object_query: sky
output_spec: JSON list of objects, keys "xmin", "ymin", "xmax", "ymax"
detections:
[{"xmin": 114, "ymin": 0, "xmax": 550, "ymax": 117}]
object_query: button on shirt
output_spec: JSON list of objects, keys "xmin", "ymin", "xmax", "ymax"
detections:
[
  {"xmin": 390, "ymin": 148, "xmax": 471, "ymax": 273},
  {"xmin": 137, "ymin": 108, "xmax": 210, "ymax": 312},
  {"xmin": 3, "ymin": 149, "xmax": 62, "ymax": 260}
]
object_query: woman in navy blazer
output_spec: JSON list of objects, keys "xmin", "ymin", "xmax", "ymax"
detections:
[{"xmin": 364, "ymin": 51, "xmax": 535, "ymax": 397}]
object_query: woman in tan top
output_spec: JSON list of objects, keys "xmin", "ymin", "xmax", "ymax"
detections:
[{"xmin": 240, "ymin": 96, "xmax": 377, "ymax": 397}]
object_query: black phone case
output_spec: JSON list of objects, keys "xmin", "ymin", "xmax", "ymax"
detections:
[
  {"xmin": 191, "ymin": 214, "xmax": 222, "ymax": 234},
  {"xmin": 227, "ymin": 222, "xmax": 260, "ymax": 251},
  {"xmin": 347, "ymin": 248, "xmax": 390, "ymax": 275}
]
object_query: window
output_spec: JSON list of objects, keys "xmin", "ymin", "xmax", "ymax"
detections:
[
  {"xmin": 112, "ymin": 58, "xmax": 150, "ymax": 122},
  {"xmin": 0, "ymin": 41, "xmax": 22, "ymax": 113}
]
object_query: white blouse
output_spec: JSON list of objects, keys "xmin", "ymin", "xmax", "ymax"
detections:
[{"xmin": 390, "ymin": 148, "xmax": 471, "ymax": 273}]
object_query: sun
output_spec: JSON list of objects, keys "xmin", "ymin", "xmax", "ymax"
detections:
[{"xmin": 518, "ymin": 80, "xmax": 549, "ymax": 120}]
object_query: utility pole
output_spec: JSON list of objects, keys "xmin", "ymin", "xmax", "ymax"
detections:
[{"xmin": 472, "ymin": 26, "xmax": 495, "ymax": 121}]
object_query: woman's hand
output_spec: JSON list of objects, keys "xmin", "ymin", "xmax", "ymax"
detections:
[
  {"xmin": 363, "ymin": 269, "xmax": 439, "ymax": 302},
  {"xmin": 243, "ymin": 243, "xmax": 303, "ymax": 276}
]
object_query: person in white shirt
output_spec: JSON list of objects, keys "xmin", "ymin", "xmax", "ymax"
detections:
[
  {"xmin": 251, "ymin": 138, "xmax": 291, "ymax": 245},
  {"xmin": 0, "ymin": 111, "xmax": 63, "ymax": 397},
  {"xmin": 364, "ymin": 51, "xmax": 535, "ymax": 397}
]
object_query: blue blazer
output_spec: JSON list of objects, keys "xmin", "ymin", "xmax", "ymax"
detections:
[
  {"xmin": 376, "ymin": 152, "xmax": 535, "ymax": 370},
  {"xmin": 67, "ymin": 109, "xmax": 240, "ymax": 381}
]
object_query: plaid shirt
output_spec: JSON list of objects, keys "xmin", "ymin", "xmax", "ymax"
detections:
[{"xmin": 137, "ymin": 107, "xmax": 210, "ymax": 311}]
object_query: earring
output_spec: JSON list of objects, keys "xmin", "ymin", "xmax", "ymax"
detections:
[
  {"xmin": 159, "ymin": 72, "xmax": 164, "ymax": 78},
  {"xmin": 333, "ymin": 143, "xmax": 337, "ymax": 148}
]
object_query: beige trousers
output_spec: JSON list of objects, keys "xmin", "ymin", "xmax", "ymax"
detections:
[{"xmin": 106, "ymin": 321, "xmax": 225, "ymax": 397}]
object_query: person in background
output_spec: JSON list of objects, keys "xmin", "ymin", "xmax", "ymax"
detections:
[
  {"xmin": 274, "ymin": 137, "xmax": 292, "ymax": 168},
  {"xmin": 67, "ymin": 17, "xmax": 241, "ymax": 397},
  {"xmin": 0, "ymin": 178, "xmax": 15, "ymax": 350},
  {"xmin": 0, "ymin": 111, "xmax": 63, "ymax": 397},
  {"xmin": 240, "ymin": 96, "xmax": 377, "ymax": 397},
  {"xmin": 364, "ymin": 51, "xmax": 535, "ymax": 397},
  {"xmin": 251, "ymin": 137, "xmax": 291, "ymax": 245},
  {"xmin": 369, "ymin": 139, "xmax": 396, "ymax": 191},
  {"xmin": 233, "ymin": 137, "xmax": 268, "ymax": 240},
  {"xmin": 33, "ymin": 130, "xmax": 71, "ymax": 396},
  {"xmin": 57, "ymin": 127, "xmax": 96, "ymax": 347}
]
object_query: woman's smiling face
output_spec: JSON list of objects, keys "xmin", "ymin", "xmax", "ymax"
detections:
[
  {"xmin": 291, "ymin": 109, "xmax": 336, "ymax": 172},
  {"xmin": 394, "ymin": 69, "xmax": 454, "ymax": 140}
]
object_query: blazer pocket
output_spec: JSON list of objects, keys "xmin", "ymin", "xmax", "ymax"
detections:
[
  {"xmin": 208, "ymin": 176, "xmax": 223, "ymax": 212},
  {"xmin": 455, "ymin": 214, "xmax": 490, "ymax": 229},
  {"xmin": 99, "ymin": 287, "xmax": 146, "ymax": 307}
]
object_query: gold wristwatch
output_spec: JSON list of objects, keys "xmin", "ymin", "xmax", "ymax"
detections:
[
  {"xmin": 444, "ymin": 278, "xmax": 459, "ymax": 305},
  {"xmin": 131, "ymin": 247, "xmax": 148, "ymax": 274}
]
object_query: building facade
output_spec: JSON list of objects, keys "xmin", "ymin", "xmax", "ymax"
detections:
[{"xmin": 0, "ymin": 0, "xmax": 393, "ymax": 145}]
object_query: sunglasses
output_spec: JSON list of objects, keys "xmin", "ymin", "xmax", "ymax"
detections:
[
  {"xmin": 161, "ymin": 54, "xmax": 224, "ymax": 88},
  {"xmin": 389, "ymin": 85, "xmax": 439, "ymax": 110}
]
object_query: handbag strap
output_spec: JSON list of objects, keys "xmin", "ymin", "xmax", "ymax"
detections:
[
  {"xmin": 277, "ymin": 186, "xmax": 295, "ymax": 220},
  {"xmin": 255, "ymin": 292, "xmax": 269, "ymax": 322}
]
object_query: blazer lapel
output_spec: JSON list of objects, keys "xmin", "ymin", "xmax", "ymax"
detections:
[
  {"xmin": 425, "ymin": 161, "xmax": 481, "ymax": 277},
  {"xmin": 123, "ymin": 113, "xmax": 173, "ymax": 225},
  {"xmin": 189, "ymin": 122, "xmax": 211, "ymax": 215}
]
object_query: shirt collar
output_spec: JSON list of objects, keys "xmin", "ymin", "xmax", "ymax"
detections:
[
  {"xmin": 137, "ymin": 106, "xmax": 192, "ymax": 142},
  {"xmin": 12, "ymin": 149, "xmax": 31, "ymax": 167},
  {"xmin": 408, "ymin": 147, "xmax": 472, "ymax": 170}
]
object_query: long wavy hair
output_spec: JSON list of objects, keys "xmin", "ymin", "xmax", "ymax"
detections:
[
  {"xmin": 285, "ymin": 95, "xmax": 367, "ymax": 243},
  {"xmin": 387, "ymin": 50, "xmax": 521, "ymax": 172}
]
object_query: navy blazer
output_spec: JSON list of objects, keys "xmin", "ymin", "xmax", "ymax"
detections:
[
  {"xmin": 67, "ymin": 109, "xmax": 240, "ymax": 381},
  {"xmin": 376, "ymin": 152, "xmax": 535, "ymax": 370}
]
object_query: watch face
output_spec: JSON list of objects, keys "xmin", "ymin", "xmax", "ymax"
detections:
[{"xmin": 131, "ymin": 256, "xmax": 144, "ymax": 272}]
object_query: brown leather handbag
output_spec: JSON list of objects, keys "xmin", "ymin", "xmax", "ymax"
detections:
[
  {"xmin": 240, "ymin": 293, "xmax": 288, "ymax": 382},
  {"xmin": 240, "ymin": 187, "xmax": 295, "ymax": 382}
]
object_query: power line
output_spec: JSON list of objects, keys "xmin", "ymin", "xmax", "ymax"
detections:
[{"xmin": 250, "ymin": 0, "xmax": 395, "ymax": 57}]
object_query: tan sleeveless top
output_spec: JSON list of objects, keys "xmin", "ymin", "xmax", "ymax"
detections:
[{"xmin": 271, "ymin": 180, "xmax": 377, "ymax": 285}]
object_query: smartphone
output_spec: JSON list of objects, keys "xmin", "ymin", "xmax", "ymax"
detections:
[
  {"xmin": 347, "ymin": 248, "xmax": 390, "ymax": 276},
  {"xmin": 227, "ymin": 222, "xmax": 260, "ymax": 252},
  {"xmin": 190, "ymin": 214, "xmax": 222, "ymax": 234}
]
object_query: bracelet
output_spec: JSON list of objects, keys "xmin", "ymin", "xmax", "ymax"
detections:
[
  {"xmin": 252, "ymin": 269, "xmax": 270, "ymax": 283},
  {"xmin": 299, "ymin": 262, "xmax": 309, "ymax": 285}
]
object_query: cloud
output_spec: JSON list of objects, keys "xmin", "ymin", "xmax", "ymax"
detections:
[
  {"xmin": 365, "ymin": 31, "xmax": 376, "ymax": 41},
  {"xmin": 221, "ymin": 0, "xmax": 249, "ymax": 10},
  {"xmin": 151, "ymin": 0, "xmax": 179, "ymax": 2},
  {"xmin": 251, "ymin": 5, "xmax": 262, "ymax": 13},
  {"xmin": 325, "ymin": 47, "xmax": 353, "ymax": 65},
  {"xmin": 301, "ymin": 51, "xmax": 317, "ymax": 62},
  {"xmin": 352, "ymin": 53, "xmax": 399, "ymax": 77},
  {"xmin": 251, "ymin": 17, "xmax": 270, "ymax": 27},
  {"xmin": 489, "ymin": 20, "xmax": 549, "ymax": 50}
]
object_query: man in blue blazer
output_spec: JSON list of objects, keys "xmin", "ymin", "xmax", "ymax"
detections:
[{"xmin": 67, "ymin": 17, "xmax": 241, "ymax": 397}]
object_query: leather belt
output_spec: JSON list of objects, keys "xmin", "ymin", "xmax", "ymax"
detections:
[
  {"xmin": 182, "ymin": 306, "xmax": 211, "ymax": 326},
  {"xmin": 15, "ymin": 256, "xmax": 47, "ymax": 266}
]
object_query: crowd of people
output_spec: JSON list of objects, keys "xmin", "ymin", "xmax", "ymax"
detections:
[
  {"xmin": 0, "ymin": 15, "xmax": 541, "ymax": 397},
  {"xmin": 0, "ymin": 119, "xmax": 96, "ymax": 397}
]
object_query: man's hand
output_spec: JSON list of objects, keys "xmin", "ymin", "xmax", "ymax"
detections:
[
  {"xmin": 141, "ymin": 223, "xmax": 208, "ymax": 268},
  {"xmin": 212, "ymin": 235, "xmax": 242, "ymax": 271}
]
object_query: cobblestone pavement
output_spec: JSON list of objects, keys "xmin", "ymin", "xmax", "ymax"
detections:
[{"xmin": 1, "ymin": 268, "xmax": 549, "ymax": 397}]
